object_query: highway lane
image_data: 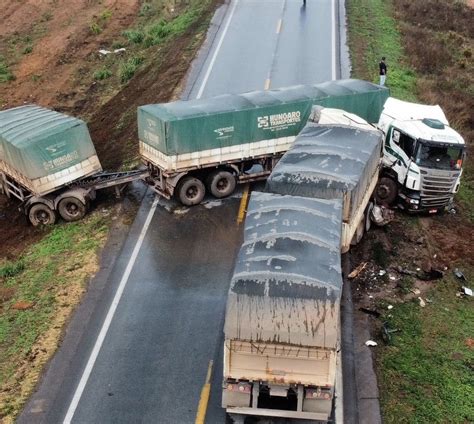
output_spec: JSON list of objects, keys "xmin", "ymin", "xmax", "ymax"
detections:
[
  {"xmin": 187, "ymin": 0, "xmax": 339, "ymax": 99},
  {"xmin": 19, "ymin": 1, "xmax": 345, "ymax": 423}
]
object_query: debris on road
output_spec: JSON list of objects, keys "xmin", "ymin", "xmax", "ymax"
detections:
[
  {"xmin": 418, "ymin": 267, "xmax": 443, "ymax": 281},
  {"xmin": 454, "ymin": 268, "xmax": 467, "ymax": 281},
  {"xmin": 348, "ymin": 262, "xmax": 367, "ymax": 279},
  {"xmin": 461, "ymin": 287, "xmax": 473, "ymax": 296},
  {"xmin": 365, "ymin": 340, "xmax": 378, "ymax": 347},
  {"xmin": 379, "ymin": 269, "xmax": 387, "ymax": 276},
  {"xmin": 418, "ymin": 297, "xmax": 426, "ymax": 307},
  {"xmin": 98, "ymin": 48, "xmax": 126, "ymax": 55},
  {"xmin": 387, "ymin": 304, "xmax": 393, "ymax": 310},
  {"xmin": 359, "ymin": 307, "xmax": 381, "ymax": 318}
]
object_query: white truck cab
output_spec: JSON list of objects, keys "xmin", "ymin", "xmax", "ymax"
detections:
[{"xmin": 376, "ymin": 97, "xmax": 465, "ymax": 212}]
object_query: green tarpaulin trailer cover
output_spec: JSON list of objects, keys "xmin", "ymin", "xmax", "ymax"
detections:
[
  {"xmin": 0, "ymin": 105, "xmax": 101, "ymax": 196},
  {"xmin": 138, "ymin": 79, "xmax": 389, "ymax": 172}
]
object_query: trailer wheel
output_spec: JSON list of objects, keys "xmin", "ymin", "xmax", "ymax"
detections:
[
  {"xmin": 375, "ymin": 177, "xmax": 398, "ymax": 205},
  {"xmin": 29, "ymin": 204, "xmax": 56, "ymax": 226},
  {"xmin": 58, "ymin": 197, "xmax": 87, "ymax": 222},
  {"xmin": 207, "ymin": 170, "xmax": 236, "ymax": 198},
  {"xmin": 177, "ymin": 176, "xmax": 205, "ymax": 206},
  {"xmin": 365, "ymin": 202, "xmax": 374, "ymax": 232}
]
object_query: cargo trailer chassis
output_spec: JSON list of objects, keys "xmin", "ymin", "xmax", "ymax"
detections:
[{"xmin": 0, "ymin": 169, "xmax": 149, "ymax": 226}]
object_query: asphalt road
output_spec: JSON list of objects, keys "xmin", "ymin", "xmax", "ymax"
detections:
[{"xmin": 19, "ymin": 1, "xmax": 346, "ymax": 423}]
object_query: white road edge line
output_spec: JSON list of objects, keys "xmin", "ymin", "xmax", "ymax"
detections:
[
  {"xmin": 196, "ymin": 0, "xmax": 239, "ymax": 99},
  {"xmin": 63, "ymin": 196, "xmax": 160, "ymax": 424},
  {"xmin": 331, "ymin": 0, "xmax": 336, "ymax": 80}
]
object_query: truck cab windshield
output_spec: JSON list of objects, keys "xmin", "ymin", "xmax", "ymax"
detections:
[{"xmin": 415, "ymin": 141, "xmax": 463, "ymax": 170}]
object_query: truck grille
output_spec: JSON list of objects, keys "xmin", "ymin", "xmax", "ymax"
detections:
[{"xmin": 419, "ymin": 168, "xmax": 460, "ymax": 208}]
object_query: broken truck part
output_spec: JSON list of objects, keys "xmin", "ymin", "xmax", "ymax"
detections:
[{"xmin": 223, "ymin": 192, "xmax": 343, "ymax": 421}]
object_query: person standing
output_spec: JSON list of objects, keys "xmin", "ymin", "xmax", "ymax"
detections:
[{"xmin": 379, "ymin": 57, "xmax": 387, "ymax": 86}]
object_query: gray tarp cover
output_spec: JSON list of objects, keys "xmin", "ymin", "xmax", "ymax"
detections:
[
  {"xmin": 266, "ymin": 124, "xmax": 382, "ymax": 222},
  {"xmin": 224, "ymin": 192, "xmax": 343, "ymax": 349}
]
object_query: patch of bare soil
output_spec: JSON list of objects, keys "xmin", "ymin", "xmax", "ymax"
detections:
[
  {"xmin": 0, "ymin": 0, "xmax": 140, "ymax": 108},
  {"xmin": 349, "ymin": 210, "xmax": 472, "ymax": 309}
]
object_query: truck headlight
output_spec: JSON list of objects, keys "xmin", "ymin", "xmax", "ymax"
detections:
[{"xmin": 409, "ymin": 199, "xmax": 419, "ymax": 204}]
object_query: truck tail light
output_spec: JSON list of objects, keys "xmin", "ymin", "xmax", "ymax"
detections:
[
  {"xmin": 226, "ymin": 382, "xmax": 252, "ymax": 394},
  {"xmin": 305, "ymin": 387, "xmax": 333, "ymax": 400}
]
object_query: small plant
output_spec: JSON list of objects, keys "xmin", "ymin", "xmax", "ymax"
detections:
[
  {"xmin": 139, "ymin": 3, "xmax": 153, "ymax": 17},
  {"xmin": 23, "ymin": 46, "xmax": 33, "ymax": 55},
  {"xmin": 119, "ymin": 56, "xmax": 143, "ymax": 83},
  {"xmin": 0, "ymin": 57, "xmax": 14, "ymax": 83},
  {"xmin": 100, "ymin": 9, "xmax": 112, "ymax": 22},
  {"xmin": 123, "ymin": 29, "xmax": 144, "ymax": 44},
  {"xmin": 31, "ymin": 74, "xmax": 42, "ymax": 82},
  {"xmin": 93, "ymin": 68, "xmax": 112, "ymax": 80},
  {"xmin": 89, "ymin": 22, "xmax": 102, "ymax": 35},
  {"xmin": 41, "ymin": 11, "xmax": 53, "ymax": 22},
  {"xmin": 0, "ymin": 261, "xmax": 25, "ymax": 278}
]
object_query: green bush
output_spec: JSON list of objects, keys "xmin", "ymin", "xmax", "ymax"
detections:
[
  {"xmin": 119, "ymin": 56, "xmax": 143, "ymax": 83},
  {"xmin": 93, "ymin": 68, "xmax": 112, "ymax": 80},
  {"xmin": 123, "ymin": 29, "xmax": 144, "ymax": 44},
  {"xmin": 0, "ymin": 57, "xmax": 14, "ymax": 83}
]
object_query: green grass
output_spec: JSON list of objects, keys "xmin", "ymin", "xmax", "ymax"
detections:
[
  {"xmin": 0, "ymin": 214, "xmax": 107, "ymax": 418},
  {"xmin": 346, "ymin": 0, "xmax": 417, "ymax": 101},
  {"xmin": 118, "ymin": 56, "xmax": 144, "ymax": 82},
  {"xmin": 0, "ymin": 56, "xmax": 14, "ymax": 83},
  {"xmin": 93, "ymin": 67, "xmax": 112, "ymax": 80},
  {"xmin": 377, "ymin": 277, "xmax": 474, "ymax": 423}
]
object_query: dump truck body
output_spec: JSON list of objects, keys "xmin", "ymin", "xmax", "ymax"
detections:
[
  {"xmin": 223, "ymin": 192, "xmax": 343, "ymax": 421},
  {"xmin": 266, "ymin": 122, "xmax": 383, "ymax": 252},
  {"xmin": 138, "ymin": 79, "xmax": 389, "ymax": 205}
]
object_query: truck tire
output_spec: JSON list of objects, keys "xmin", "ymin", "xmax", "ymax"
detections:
[
  {"xmin": 365, "ymin": 202, "xmax": 374, "ymax": 232},
  {"xmin": 177, "ymin": 176, "xmax": 206, "ymax": 206},
  {"xmin": 58, "ymin": 197, "xmax": 87, "ymax": 222},
  {"xmin": 29, "ymin": 204, "xmax": 56, "ymax": 226},
  {"xmin": 375, "ymin": 177, "xmax": 398, "ymax": 205},
  {"xmin": 207, "ymin": 170, "xmax": 236, "ymax": 198}
]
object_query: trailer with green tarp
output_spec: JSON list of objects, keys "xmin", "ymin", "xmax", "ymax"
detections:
[
  {"xmin": 0, "ymin": 105, "xmax": 148, "ymax": 226},
  {"xmin": 138, "ymin": 79, "xmax": 389, "ymax": 205}
]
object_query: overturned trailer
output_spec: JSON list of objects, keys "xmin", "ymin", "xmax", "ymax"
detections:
[
  {"xmin": 266, "ymin": 122, "xmax": 384, "ymax": 252},
  {"xmin": 223, "ymin": 192, "xmax": 343, "ymax": 421}
]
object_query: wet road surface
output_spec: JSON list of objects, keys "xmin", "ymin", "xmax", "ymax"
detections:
[{"xmin": 19, "ymin": 0, "xmax": 344, "ymax": 422}]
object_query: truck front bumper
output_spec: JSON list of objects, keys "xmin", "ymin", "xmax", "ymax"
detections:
[{"xmin": 398, "ymin": 189, "xmax": 452, "ymax": 214}]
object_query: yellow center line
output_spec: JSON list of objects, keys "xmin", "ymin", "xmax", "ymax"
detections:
[
  {"xmin": 237, "ymin": 184, "xmax": 250, "ymax": 224},
  {"xmin": 276, "ymin": 18, "xmax": 282, "ymax": 34},
  {"xmin": 195, "ymin": 360, "xmax": 214, "ymax": 424}
]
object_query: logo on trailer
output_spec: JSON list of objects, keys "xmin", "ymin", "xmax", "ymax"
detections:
[
  {"xmin": 214, "ymin": 126, "xmax": 234, "ymax": 138},
  {"xmin": 257, "ymin": 111, "xmax": 301, "ymax": 130}
]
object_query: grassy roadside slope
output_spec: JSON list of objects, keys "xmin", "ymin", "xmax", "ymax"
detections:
[{"xmin": 346, "ymin": 0, "xmax": 474, "ymax": 422}]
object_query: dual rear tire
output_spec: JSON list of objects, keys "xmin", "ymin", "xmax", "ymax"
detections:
[
  {"xmin": 176, "ymin": 170, "xmax": 236, "ymax": 206},
  {"xmin": 28, "ymin": 197, "xmax": 87, "ymax": 226}
]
